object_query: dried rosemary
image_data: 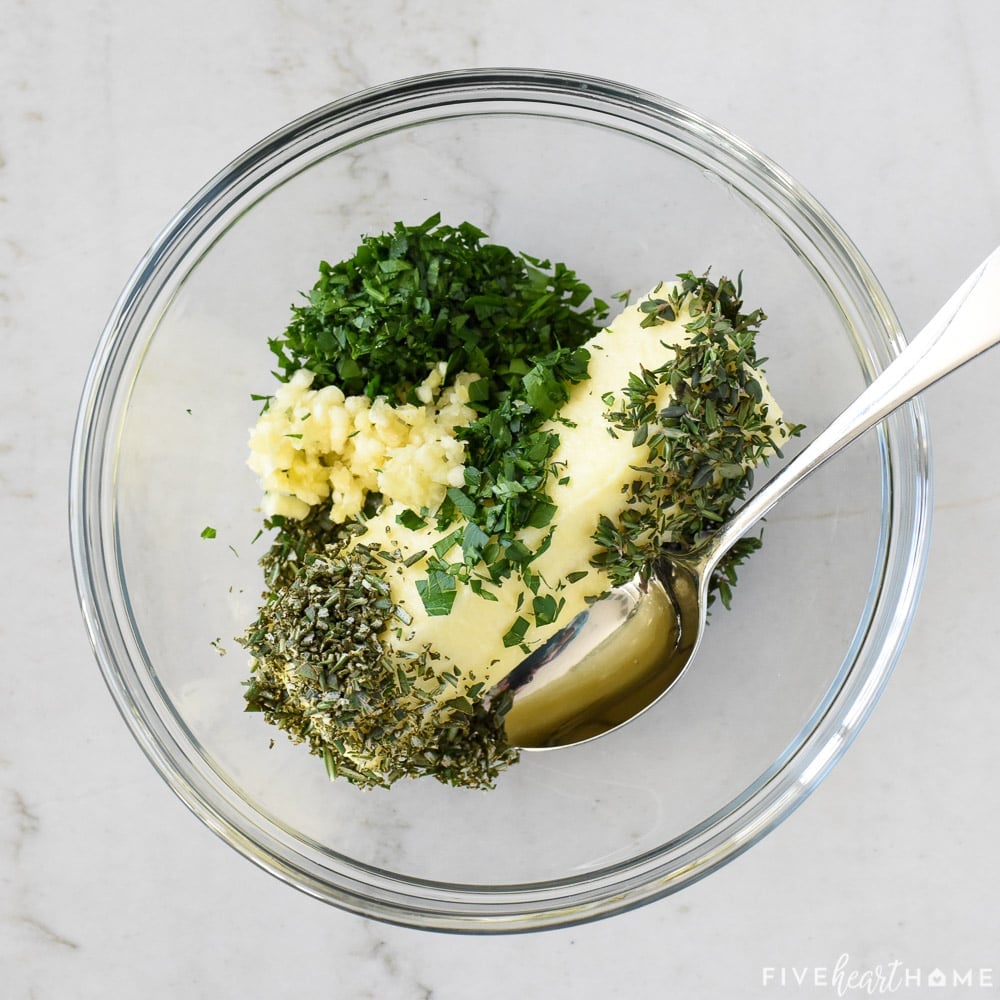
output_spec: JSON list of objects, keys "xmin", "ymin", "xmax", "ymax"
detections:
[{"xmin": 241, "ymin": 536, "xmax": 517, "ymax": 789}]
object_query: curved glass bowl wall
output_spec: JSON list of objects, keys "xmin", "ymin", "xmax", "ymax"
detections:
[{"xmin": 71, "ymin": 69, "xmax": 932, "ymax": 932}]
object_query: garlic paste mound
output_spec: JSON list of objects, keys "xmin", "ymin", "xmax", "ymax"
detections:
[{"xmin": 248, "ymin": 364, "xmax": 479, "ymax": 523}]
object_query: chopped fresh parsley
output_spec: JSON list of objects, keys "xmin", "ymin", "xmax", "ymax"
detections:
[{"xmin": 268, "ymin": 212, "xmax": 607, "ymax": 406}]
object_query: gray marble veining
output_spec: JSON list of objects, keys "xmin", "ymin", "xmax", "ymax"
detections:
[{"xmin": 2, "ymin": 0, "xmax": 998, "ymax": 996}]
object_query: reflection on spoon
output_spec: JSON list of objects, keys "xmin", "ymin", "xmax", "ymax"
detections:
[{"xmin": 491, "ymin": 247, "xmax": 1000, "ymax": 750}]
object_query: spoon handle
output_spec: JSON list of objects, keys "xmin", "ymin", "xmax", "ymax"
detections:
[{"xmin": 707, "ymin": 246, "xmax": 1000, "ymax": 562}]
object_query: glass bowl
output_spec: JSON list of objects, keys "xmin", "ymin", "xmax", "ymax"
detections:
[{"xmin": 70, "ymin": 68, "xmax": 932, "ymax": 932}]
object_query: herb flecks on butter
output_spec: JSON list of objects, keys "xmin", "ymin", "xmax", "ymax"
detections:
[
  {"xmin": 238, "ymin": 217, "xmax": 798, "ymax": 789},
  {"xmin": 592, "ymin": 272, "xmax": 804, "ymax": 606}
]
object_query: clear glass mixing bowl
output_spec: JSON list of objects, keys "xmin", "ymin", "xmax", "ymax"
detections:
[{"xmin": 70, "ymin": 69, "xmax": 932, "ymax": 931}]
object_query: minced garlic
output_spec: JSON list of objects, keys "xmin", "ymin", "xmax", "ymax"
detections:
[{"xmin": 247, "ymin": 363, "xmax": 480, "ymax": 522}]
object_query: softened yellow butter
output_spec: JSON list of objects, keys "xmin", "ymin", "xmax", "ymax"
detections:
[{"xmin": 347, "ymin": 287, "xmax": 790, "ymax": 691}]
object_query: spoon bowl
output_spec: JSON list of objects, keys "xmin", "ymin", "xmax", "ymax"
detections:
[{"xmin": 499, "ymin": 246, "xmax": 1000, "ymax": 749}]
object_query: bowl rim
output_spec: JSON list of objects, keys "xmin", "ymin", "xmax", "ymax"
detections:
[{"xmin": 69, "ymin": 67, "xmax": 933, "ymax": 933}]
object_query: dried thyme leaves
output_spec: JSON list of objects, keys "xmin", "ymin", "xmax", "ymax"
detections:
[
  {"xmin": 240, "ymin": 538, "xmax": 517, "ymax": 790},
  {"xmin": 591, "ymin": 272, "xmax": 804, "ymax": 606}
]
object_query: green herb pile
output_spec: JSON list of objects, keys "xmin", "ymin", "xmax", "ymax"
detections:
[
  {"xmin": 269, "ymin": 212, "xmax": 604, "ymax": 404},
  {"xmin": 242, "ymin": 536, "xmax": 516, "ymax": 788},
  {"xmin": 591, "ymin": 273, "xmax": 803, "ymax": 607}
]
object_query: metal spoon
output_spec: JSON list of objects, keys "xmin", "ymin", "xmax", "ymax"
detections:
[{"xmin": 491, "ymin": 247, "xmax": 1000, "ymax": 750}]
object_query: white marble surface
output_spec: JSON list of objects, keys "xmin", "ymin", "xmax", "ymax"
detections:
[{"xmin": 3, "ymin": 0, "xmax": 999, "ymax": 996}]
